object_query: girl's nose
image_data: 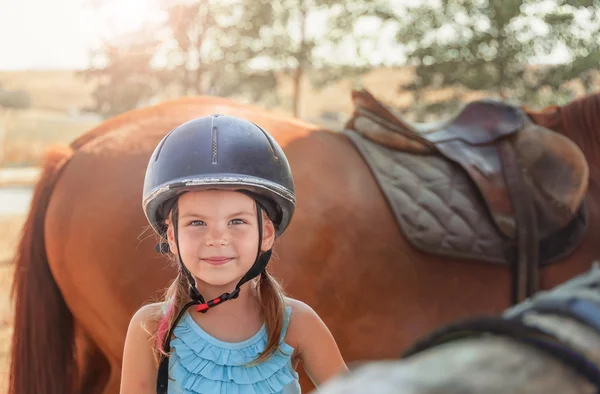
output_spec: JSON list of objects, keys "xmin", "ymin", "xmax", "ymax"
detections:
[{"xmin": 205, "ymin": 224, "xmax": 228, "ymax": 246}]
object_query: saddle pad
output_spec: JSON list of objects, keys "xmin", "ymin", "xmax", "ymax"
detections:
[{"xmin": 344, "ymin": 128, "xmax": 588, "ymax": 265}]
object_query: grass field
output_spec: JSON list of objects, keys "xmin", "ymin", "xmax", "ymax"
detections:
[
  {"xmin": 0, "ymin": 70, "xmax": 95, "ymax": 112},
  {"xmin": 0, "ymin": 214, "xmax": 26, "ymax": 394},
  {"xmin": 2, "ymin": 111, "xmax": 100, "ymax": 166}
]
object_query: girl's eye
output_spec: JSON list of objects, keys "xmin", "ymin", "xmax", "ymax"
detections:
[
  {"xmin": 189, "ymin": 220, "xmax": 206, "ymax": 226},
  {"xmin": 230, "ymin": 219, "xmax": 246, "ymax": 225}
]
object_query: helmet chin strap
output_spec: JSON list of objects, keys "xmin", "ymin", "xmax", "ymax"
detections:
[{"xmin": 156, "ymin": 199, "xmax": 273, "ymax": 394}]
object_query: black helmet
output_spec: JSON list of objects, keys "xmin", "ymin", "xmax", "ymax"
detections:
[{"xmin": 142, "ymin": 114, "xmax": 296, "ymax": 237}]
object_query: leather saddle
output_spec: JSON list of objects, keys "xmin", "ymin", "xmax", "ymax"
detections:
[{"xmin": 346, "ymin": 89, "xmax": 589, "ymax": 303}]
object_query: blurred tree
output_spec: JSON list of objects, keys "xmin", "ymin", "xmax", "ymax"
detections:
[
  {"xmin": 381, "ymin": 0, "xmax": 600, "ymax": 118},
  {"xmin": 80, "ymin": 36, "xmax": 161, "ymax": 117},
  {"xmin": 530, "ymin": 0, "xmax": 600, "ymax": 106},
  {"xmin": 152, "ymin": 1, "xmax": 281, "ymax": 102},
  {"xmin": 0, "ymin": 90, "xmax": 31, "ymax": 110},
  {"xmin": 81, "ymin": 0, "xmax": 383, "ymax": 119},
  {"xmin": 268, "ymin": 0, "xmax": 395, "ymax": 117},
  {"xmin": 0, "ymin": 89, "xmax": 32, "ymax": 165}
]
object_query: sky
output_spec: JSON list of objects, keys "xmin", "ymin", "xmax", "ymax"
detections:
[
  {"xmin": 0, "ymin": 0, "xmax": 573, "ymax": 71},
  {"xmin": 0, "ymin": 0, "xmax": 162, "ymax": 70},
  {"xmin": 1, "ymin": 0, "xmax": 95, "ymax": 70}
]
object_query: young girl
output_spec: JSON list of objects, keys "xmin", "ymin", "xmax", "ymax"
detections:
[{"xmin": 120, "ymin": 114, "xmax": 348, "ymax": 394}]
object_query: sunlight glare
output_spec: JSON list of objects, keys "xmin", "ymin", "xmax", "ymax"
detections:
[{"xmin": 91, "ymin": 0, "xmax": 163, "ymax": 41}]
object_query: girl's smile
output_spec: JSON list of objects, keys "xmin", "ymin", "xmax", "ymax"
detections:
[{"xmin": 202, "ymin": 256, "xmax": 234, "ymax": 266}]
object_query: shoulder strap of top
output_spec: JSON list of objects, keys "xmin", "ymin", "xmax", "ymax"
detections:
[{"xmin": 279, "ymin": 305, "xmax": 292, "ymax": 342}]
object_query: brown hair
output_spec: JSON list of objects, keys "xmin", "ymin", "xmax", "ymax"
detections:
[{"xmin": 148, "ymin": 208, "xmax": 287, "ymax": 365}]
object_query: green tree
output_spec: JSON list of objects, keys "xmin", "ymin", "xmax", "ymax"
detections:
[
  {"xmin": 531, "ymin": 1, "xmax": 600, "ymax": 106},
  {"xmin": 270, "ymin": 0, "xmax": 395, "ymax": 116},
  {"xmin": 385, "ymin": 0, "xmax": 600, "ymax": 117}
]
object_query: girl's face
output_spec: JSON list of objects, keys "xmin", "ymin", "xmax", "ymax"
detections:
[{"xmin": 167, "ymin": 189, "xmax": 275, "ymax": 288}]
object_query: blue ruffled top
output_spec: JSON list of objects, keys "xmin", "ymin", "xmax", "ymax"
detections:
[{"xmin": 167, "ymin": 305, "xmax": 301, "ymax": 394}]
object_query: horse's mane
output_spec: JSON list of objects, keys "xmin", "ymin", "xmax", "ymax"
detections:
[{"xmin": 524, "ymin": 92, "xmax": 600, "ymax": 165}]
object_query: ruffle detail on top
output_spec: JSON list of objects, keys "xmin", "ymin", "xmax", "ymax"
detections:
[{"xmin": 168, "ymin": 306, "xmax": 298, "ymax": 394}]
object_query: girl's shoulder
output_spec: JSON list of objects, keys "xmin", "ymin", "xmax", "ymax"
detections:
[
  {"xmin": 283, "ymin": 297, "xmax": 327, "ymax": 350},
  {"xmin": 282, "ymin": 297, "xmax": 348, "ymax": 383},
  {"xmin": 121, "ymin": 303, "xmax": 166, "ymax": 392},
  {"xmin": 284, "ymin": 296, "xmax": 318, "ymax": 319},
  {"xmin": 128, "ymin": 301, "xmax": 167, "ymax": 337}
]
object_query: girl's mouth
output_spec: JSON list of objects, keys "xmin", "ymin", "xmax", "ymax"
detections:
[{"xmin": 203, "ymin": 257, "xmax": 233, "ymax": 266}]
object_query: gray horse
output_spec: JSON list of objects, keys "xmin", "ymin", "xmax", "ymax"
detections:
[{"xmin": 317, "ymin": 264, "xmax": 600, "ymax": 394}]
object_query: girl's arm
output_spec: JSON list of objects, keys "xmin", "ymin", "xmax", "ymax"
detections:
[
  {"xmin": 120, "ymin": 304, "xmax": 161, "ymax": 394},
  {"xmin": 288, "ymin": 299, "xmax": 349, "ymax": 386}
]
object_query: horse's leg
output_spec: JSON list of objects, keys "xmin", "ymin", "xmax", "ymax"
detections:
[{"xmin": 75, "ymin": 326, "xmax": 110, "ymax": 394}]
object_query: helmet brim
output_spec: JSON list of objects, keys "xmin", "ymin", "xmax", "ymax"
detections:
[{"xmin": 143, "ymin": 174, "xmax": 296, "ymax": 236}]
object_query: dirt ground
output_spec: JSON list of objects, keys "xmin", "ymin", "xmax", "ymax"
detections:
[{"xmin": 0, "ymin": 214, "xmax": 26, "ymax": 394}]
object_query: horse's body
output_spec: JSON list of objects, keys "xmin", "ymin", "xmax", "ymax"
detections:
[{"xmin": 9, "ymin": 94, "xmax": 600, "ymax": 394}]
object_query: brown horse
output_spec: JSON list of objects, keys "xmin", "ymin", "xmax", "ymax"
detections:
[{"xmin": 8, "ymin": 92, "xmax": 600, "ymax": 394}]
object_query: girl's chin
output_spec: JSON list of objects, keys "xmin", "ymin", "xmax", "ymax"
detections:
[{"xmin": 193, "ymin": 274, "xmax": 245, "ymax": 289}]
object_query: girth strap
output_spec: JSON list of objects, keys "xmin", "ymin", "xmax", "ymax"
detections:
[{"xmin": 498, "ymin": 140, "xmax": 540, "ymax": 304}]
